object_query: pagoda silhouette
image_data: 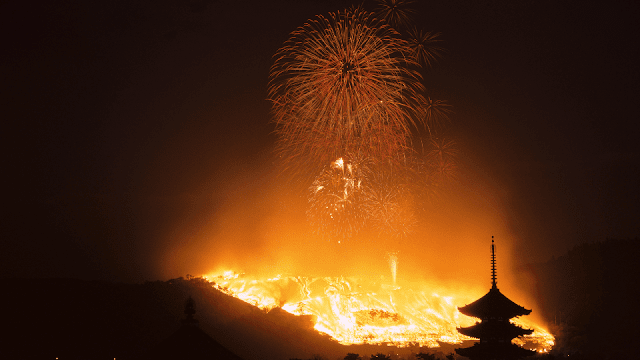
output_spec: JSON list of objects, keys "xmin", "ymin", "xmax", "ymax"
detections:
[
  {"xmin": 144, "ymin": 296, "xmax": 244, "ymax": 360},
  {"xmin": 455, "ymin": 237, "xmax": 536, "ymax": 360}
]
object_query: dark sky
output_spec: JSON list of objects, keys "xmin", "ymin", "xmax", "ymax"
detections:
[{"xmin": 2, "ymin": 0, "xmax": 639, "ymax": 283}]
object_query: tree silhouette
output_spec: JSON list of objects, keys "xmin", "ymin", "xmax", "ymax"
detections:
[
  {"xmin": 370, "ymin": 354, "xmax": 391, "ymax": 360},
  {"xmin": 345, "ymin": 353, "xmax": 361, "ymax": 360}
]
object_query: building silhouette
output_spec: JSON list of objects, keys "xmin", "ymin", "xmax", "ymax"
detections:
[
  {"xmin": 455, "ymin": 237, "xmax": 536, "ymax": 360},
  {"xmin": 144, "ymin": 296, "xmax": 244, "ymax": 360}
]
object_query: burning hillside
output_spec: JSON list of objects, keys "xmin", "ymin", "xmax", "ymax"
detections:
[{"xmin": 204, "ymin": 271, "xmax": 554, "ymax": 352}]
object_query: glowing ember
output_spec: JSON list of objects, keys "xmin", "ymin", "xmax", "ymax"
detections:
[{"xmin": 204, "ymin": 271, "xmax": 554, "ymax": 351}]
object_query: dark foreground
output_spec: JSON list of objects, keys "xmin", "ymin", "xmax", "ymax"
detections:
[{"xmin": 3, "ymin": 238, "xmax": 638, "ymax": 360}]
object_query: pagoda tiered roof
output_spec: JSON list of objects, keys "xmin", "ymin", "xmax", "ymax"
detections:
[
  {"xmin": 458, "ymin": 286, "xmax": 532, "ymax": 320},
  {"xmin": 458, "ymin": 319, "xmax": 533, "ymax": 340},
  {"xmin": 455, "ymin": 237, "xmax": 537, "ymax": 360}
]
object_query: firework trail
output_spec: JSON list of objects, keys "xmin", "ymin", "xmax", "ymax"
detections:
[
  {"xmin": 387, "ymin": 251, "xmax": 399, "ymax": 284},
  {"xmin": 269, "ymin": 8, "xmax": 426, "ymax": 177}
]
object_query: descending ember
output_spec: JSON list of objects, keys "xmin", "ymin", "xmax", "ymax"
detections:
[{"xmin": 204, "ymin": 271, "xmax": 554, "ymax": 351}]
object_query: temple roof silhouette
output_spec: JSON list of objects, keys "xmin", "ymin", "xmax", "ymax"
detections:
[
  {"xmin": 458, "ymin": 287, "xmax": 532, "ymax": 320},
  {"xmin": 144, "ymin": 296, "xmax": 244, "ymax": 360},
  {"xmin": 458, "ymin": 237, "xmax": 531, "ymax": 320},
  {"xmin": 457, "ymin": 317, "xmax": 533, "ymax": 339}
]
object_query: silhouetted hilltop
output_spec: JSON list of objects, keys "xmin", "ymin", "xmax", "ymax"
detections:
[
  {"xmin": 518, "ymin": 238, "xmax": 640, "ymax": 358},
  {"xmin": 5, "ymin": 239, "xmax": 639, "ymax": 359},
  {"xmin": 1, "ymin": 276, "xmax": 342, "ymax": 360},
  {"xmin": 1, "ymin": 275, "xmax": 463, "ymax": 360}
]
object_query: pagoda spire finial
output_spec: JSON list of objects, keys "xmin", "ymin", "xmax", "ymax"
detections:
[{"xmin": 491, "ymin": 236, "xmax": 497, "ymax": 289}]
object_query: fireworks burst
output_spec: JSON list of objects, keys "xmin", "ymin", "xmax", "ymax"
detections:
[
  {"xmin": 424, "ymin": 137, "xmax": 459, "ymax": 187},
  {"xmin": 374, "ymin": 0, "xmax": 417, "ymax": 31},
  {"xmin": 269, "ymin": 5, "xmax": 459, "ymax": 242},
  {"xmin": 407, "ymin": 29, "xmax": 444, "ymax": 68},
  {"xmin": 362, "ymin": 167, "xmax": 417, "ymax": 240},
  {"xmin": 269, "ymin": 8, "xmax": 426, "ymax": 176},
  {"xmin": 423, "ymin": 97, "xmax": 452, "ymax": 131},
  {"xmin": 307, "ymin": 155, "xmax": 371, "ymax": 240}
]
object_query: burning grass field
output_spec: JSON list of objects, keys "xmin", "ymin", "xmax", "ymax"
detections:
[{"xmin": 204, "ymin": 271, "xmax": 554, "ymax": 353}]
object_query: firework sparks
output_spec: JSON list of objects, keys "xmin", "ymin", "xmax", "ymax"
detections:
[
  {"xmin": 362, "ymin": 166, "xmax": 417, "ymax": 241},
  {"xmin": 425, "ymin": 137, "xmax": 458, "ymax": 185},
  {"xmin": 270, "ymin": 5, "xmax": 459, "ymax": 241},
  {"xmin": 307, "ymin": 156, "xmax": 371, "ymax": 240},
  {"xmin": 374, "ymin": 0, "xmax": 417, "ymax": 31},
  {"xmin": 423, "ymin": 97, "xmax": 453, "ymax": 130},
  {"xmin": 407, "ymin": 29, "xmax": 444, "ymax": 68},
  {"xmin": 269, "ymin": 8, "xmax": 426, "ymax": 176}
]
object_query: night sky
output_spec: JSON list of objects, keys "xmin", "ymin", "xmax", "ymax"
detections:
[{"xmin": 3, "ymin": 0, "xmax": 639, "ymax": 284}]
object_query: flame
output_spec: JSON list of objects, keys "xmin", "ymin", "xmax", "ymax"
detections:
[{"xmin": 204, "ymin": 271, "xmax": 554, "ymax": 350}]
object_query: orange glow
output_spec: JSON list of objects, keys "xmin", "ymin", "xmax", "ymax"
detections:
[
  {"xmin": 204, "ymin": 271, "xmax": 554, "ymax": 351},
  {"xmin": 158, "ymin": 140, "xmax": 553, "ymax": 354}
]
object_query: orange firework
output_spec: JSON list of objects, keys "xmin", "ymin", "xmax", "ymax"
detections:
[
  {"xmin": 418, "ymin": 137, "xmax": 459, "ymax": 200},
  {"xmin": 307, "ymin": 155, "xmax": 371, "ymax": 240},
  {"xmin": 374, "ymin": 0, "xmax": 417, "ymax": 31},
  {"xmin": 406, "ymin": 29, "xmax": 444, "ymax": 68},
  {"xmin": 269, "ymin": 8, "xmax": 426, "ymax": 177},
  {"xmin": 425, "ymin": 137, "xmax": 458, "ymax": 182},
  {"xmin": 307, "ymin": 152, "xmax": 426, "ymax": 241},
  {"xmin": 362, "ymin": 165, "xmax": 417, "ymax": 240},
  {"xmin": 423, "ymin": 97, "xmax": 453, "ymax": 131}
]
